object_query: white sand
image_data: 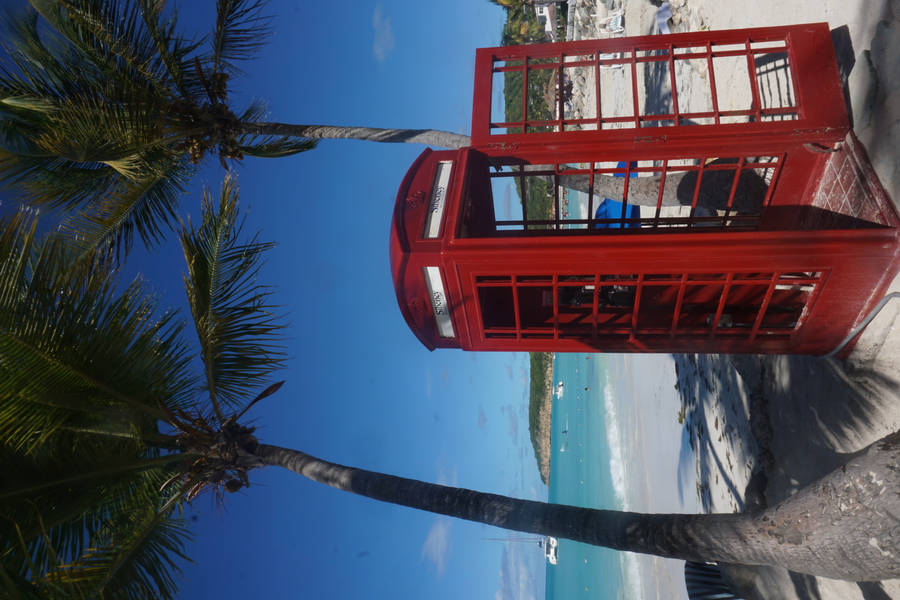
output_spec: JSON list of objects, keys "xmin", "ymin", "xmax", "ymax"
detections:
[{"xmin": 608, "ymin": 354, "xmax": 700, "ymax": 600}]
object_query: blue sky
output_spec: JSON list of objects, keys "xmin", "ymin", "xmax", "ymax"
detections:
[{"xmin": 2, "ymin": 0, "xmax": 549, "ymax": 598}]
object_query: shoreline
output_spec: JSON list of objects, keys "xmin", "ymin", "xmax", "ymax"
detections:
[
  {"xmin": 528, "ymin": 352, "xmax": 555, "ymax": 485},
  {"xmin": 536, "ymin": 357, "xmax": 554, "ymax": 484}
]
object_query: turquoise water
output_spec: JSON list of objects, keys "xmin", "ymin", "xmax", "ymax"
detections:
[{"xmin": 545, "ymin": 353, "xmax": 635, "ymax": 600}]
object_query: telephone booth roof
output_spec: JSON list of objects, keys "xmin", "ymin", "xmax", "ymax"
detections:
[{"xmin": 390, "ymin": 147, "xmax": 470, "ymax": 351}]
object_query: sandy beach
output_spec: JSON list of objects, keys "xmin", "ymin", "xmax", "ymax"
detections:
[{"xmin": 564, "ymin": 1, "xmax": 900, "ymax": 598}]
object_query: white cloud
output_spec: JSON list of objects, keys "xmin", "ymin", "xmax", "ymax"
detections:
[
  {"xmin": 506, "ymin": 404, "xmax": 519, "ymax": 443},
  {"xmin": 372, "ymin": 4, "xmax": 395, "ymax": 63},
  {"xmin": 421, "ymin": 519, "xmax": 451, "ymax": 577},
  {"xmin": 436, "ymin": 465, "xmax": 458, "ymax": 487},
  {"xmin": 494, "ymin": 544, "xmax": 541, "ymax": 600}
]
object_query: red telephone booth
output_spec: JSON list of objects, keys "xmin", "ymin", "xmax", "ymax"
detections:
[{"xmin": 390, "ymin": 23, "xmax": 899, "ymax": 355}]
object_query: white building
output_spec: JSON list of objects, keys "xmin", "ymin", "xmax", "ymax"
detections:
[{"xmin": 534, "ymin": 2, "xmax": 559, "ymax": 41}]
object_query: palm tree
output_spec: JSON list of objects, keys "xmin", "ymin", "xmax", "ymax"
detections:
[
  {"xmin": 0, "ymin": 0, "xmax": 470, "ymax": 260},
  {"xmin": 0, "ymin": 209, "xmax": 195, "ymax": 598},
  {"xmin": 3, "ymin": 181, "xmax": 899, "ymax": 594}
]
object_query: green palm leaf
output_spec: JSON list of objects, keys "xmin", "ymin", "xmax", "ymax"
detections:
[
  {"xmin": 41, "ymin": 496, "xmax": 190, "ymax": 600},
  {"xmin": 0, "ymin": 213, "xmax": 195, "ymax": 597},
  {"xmin": 210, "ymin": 0, "xmax": 271, "ymax": 76},
  {"xmin": 60, "ymin": 158, "xmax": 194, "ymax": 259},
  {"xmin": 233, "ymin": 100, "xmax": 317, "ymax": 158},
  {"xmin": 27, "ymin": 0, "xmax": 195, "ymax": 102},
  {"xmin": 0, "ymin": 224, "xmax": 195, "ymax": 429},
  {"xmin": 180, "ymin": 176, "xmax": 286, "ymax": 419},
  {"xmin": 236, "ymin": 136, "xmax": 317, "ymax": 158}
]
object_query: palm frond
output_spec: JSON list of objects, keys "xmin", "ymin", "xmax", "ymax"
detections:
[
  {"xmin": 0, "ymin": 152, "xmax": 126, "ymax": 211},
  {"xmin": 2, "ymin": 448, "xmax": 188, "ymax": 599},
  {"xmin": 237, "ymin": 135, "xmax": 317, "ymax": 158},
  {"xmin": 1, "ymin": 442, "xmax": 184, "ymax": 584},
  {"xmin": 179, "ymin": 176, "xmax": 286, "ymax": 420},
  {"xmin": 236, "ymin": 98, "xmax": 268, "ymax": 123},
  {"xmin": 0, "ymin": 7, "xmax": 88, "ymax": 100},
  {"xmin": 27, "ymin": 0, "xmax": 197, "ymax": 103},
  {"xmin": 39, "ymin": 496, "xmax": 189, "ymax": 600},
  {"xmin": 210, "ymin": 0, "xmax": 271, "ymax": 75},
  {"xmin": 135, "ymin": 0, "xmax": 208, "ymax": 102},
  {"xmin": 0, "ymin": 213, "xmax": 196, "ymax": 431},
  {"xmin": 60, "ymin": 156, "xmax": 194, "ymax": 260},
  {"xmin": 0, "ymin": 208, "xmax": 36, "ymax": 316}
]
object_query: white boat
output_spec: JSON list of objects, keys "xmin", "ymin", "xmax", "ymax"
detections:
[
  {"xmin": 555, "ymin": 381, "xmax": 564, "ymax": 399},
  {"xmin": 543, "ymin": 536, "xmax": 559, "ymax": 565},
  {"xmin": 485, "ymin": 536, "xmax": 559, "ymax": 565}
]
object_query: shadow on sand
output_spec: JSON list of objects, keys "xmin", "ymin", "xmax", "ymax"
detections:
[{"xmin": 674, "ymin": 352, "xmax": 900, "ymax": 600}]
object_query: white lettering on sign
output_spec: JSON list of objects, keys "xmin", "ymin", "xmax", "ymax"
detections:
[
  {"xmin": 423, "ymin": 161, "xmax": 453, "ymax": 239},
  {"xmin": 423, "ymin": 266, "xmax": 455, "ymax": 338}
]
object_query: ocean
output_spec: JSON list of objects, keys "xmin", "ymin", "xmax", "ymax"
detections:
[{"xmin": 544, "ymin": 352, "xmax": 640, "ymax": 600}]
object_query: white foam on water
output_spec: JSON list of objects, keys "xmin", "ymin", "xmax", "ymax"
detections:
[
  {"xmin": 603, "ymin": 368, "xmax": 629, "ymax": 511},
  {"xmin": 604, "ymin": 366, "xmax": 644, "ymax": 600},
  {"xmin": 618, "ymin": 552, "xmax": 644, "ymax": 600}
]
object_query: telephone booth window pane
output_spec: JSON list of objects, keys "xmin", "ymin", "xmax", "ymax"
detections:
[
  {"xmin": 677, "ymin": 284, "xmax": 726, "ymax": 331},
  {"xmin": 596, "ymin": 283, "xmax": 636, "ymax": 331},
  {"xmin": 754, "ymin": 49, "xmax": 797, "ymax": 121},
  {"xmin": 557, "ymin": 285, "xmax": 594, "ymax": 332},
  {"xmin": 490, "ymin": 61, "xmax": 519, "ymax": 135},
  {"xmin": 490, "ymin": 166, "xmax": 524, "ymax": 231},
  {"xmin": 457, "ymin": 152, "xmax": 780, "ymax": 238},
  {"xmin": 762, "ymin": 283, "xmax": 813, "ymax": 329},
  {"xmin": 712, "ymin": 52, "xmax": 753, "ymax": 124},
  {"xmin": 636, "ymin": 49, "xmax": 676, "ymax": 128},
  {"xmin": 562, "ymin": 55, "xmax": 597, "ymax": 131},
  {"xmin": 722, "ymin": 284, "xmax": 770, "ymax": 330},
  {"xmin": 478, "ymin": 286, "xmax": 515, "ymax": 329},
  {"xmin": 637, "ymin": 284, "xmax": 679, "ymax": 330},
  {"xmin": 458, "ymin": 152, "xmax": 497, "ymax": 238},
  {"xmin": 518, "ymin": 286, "xmax": 554, "ymax": 329},
  {"xmin": 525, "ymin": 59, "xmax": 558, "ymax": 134}
]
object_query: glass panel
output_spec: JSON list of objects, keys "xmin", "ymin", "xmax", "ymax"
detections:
[
  {"xmin": 712, "ymin": 54, "xmax": 752, "ymax": 124},
  {"xmin": 677, "ymin": 284, "xmax": 725, "ymax": 330},
  {"xmin": 754, "ymin": 51, "xmax": 797, "ymax": 121},
  {"xmin": 674, "ymin": 56, "xmax": 715, "ymax": 125},
  {"xmin": 491, "ymin": 66, "xmax": 512, "ymax": 134},
  {"xmin": 494, "ymin": 59, "xmax": 527, "ymax": 134},
  {"xmin": 518, "ymin": 286, "xmax": 554, "ymax": 329},
  {"xmin": 557, "ymin": 285, "xmax": 594, "ymax": 312},
  {"xmin": 637, "ymin": 49, "xmax": 675, "ymax": 127},
  {"xmin": 525, "ymin": 59, "xmax": 558, "ymax": 133},
  {"xmin": 490, "ymin": 167, "xmax": 525, "ymax": 231},
  {"xmin": 722, "ymin": 284, "xmax": 769, "ymax": 329},
  {"xmin": 637, "ymin": 284, "xmax": 678, "ymax": 329},
  {"xmin": 599, "ymin": 51, "xmax": 635, "ymax": 130},
  {"xmin": 478, "ymin": 286, "xmax": 515, "ymax": 329},
  {"xmin": 562, "ymin": 61, "xmax": 597, "ymax": 130}
]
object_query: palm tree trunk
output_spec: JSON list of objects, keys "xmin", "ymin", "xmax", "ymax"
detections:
[
  {"xmin": 254, "ymin": 431, "xmax": 900, "ymax": 581},
  {"xmin": 238, "ymin": 123, "xmax": 471, "ymax": 149}
]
